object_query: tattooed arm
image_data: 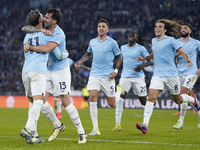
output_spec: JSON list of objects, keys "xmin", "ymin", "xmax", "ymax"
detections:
[
  {"xmin": 75, "ymin": 52, "xmax": 92, "ymax": 70},
  {"xmin": 21, "ymin": 25, "xmax": 52, "ymax": 35}
]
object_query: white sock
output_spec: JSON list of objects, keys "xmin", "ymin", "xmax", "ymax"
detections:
[
  {"xmin": 178, "ymin": 103, "xmax": 188, "ymax": 124},
  {"xmin": 42, "ymin": 101, "xmax": 61, "ymax": 128},
  {"xmin": 54, "ymin": 97, "xmax": 59, "ymax": 113},
  {"xmin": 143, "ymin": 101, "xmax": 154, "ymax": 127},
  {"xmin": 28, "ymin": 102, "xmax": 38, "ymax": 136},
  {"xmin": 89, "ymin": 102, "xmax": 98, "ymax": 130},
  {"xmin": 65, "ymin": 103, "xmax": 85, "ymax": 134},
  {"xmin": 115, "ymin": 97, "xmax": 124, "ymax": 125},
  {"xmin": 25, "ymin": 100, "xmax": 43, "ymax": 131},
  {"xmin": 28, "ymin": 102, "xmax": 33, "ymax": 117},
  {"xmin": 181, "ymin": 94, "xmax": 195, "ymax": 103},
  {"xmin": 115, "ymin": 90, "xmax": 121, "ymax": 106}
]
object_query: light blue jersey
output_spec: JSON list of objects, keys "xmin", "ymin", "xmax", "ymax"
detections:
[
  {"xmin": 87, "ymin": 36, "xmax": 121, "ymax": 78},
  {"xmin": 121, "ymin": 43, "xmax": 149, "ymax": 78},
  {"xmin": 47, "ymin": 26, "xmax": 68, "ymax": 71},
  {"xmin": 22, "ymin": 32, "xmax": 50, "ymax": 75},
  {"xmin": 176, "ymin": 38, "xmax": 200, "ymax": 76},
  {"xmin": 67, "ymin": 58, "xmax": 74, "ymax": 67},
  {"xmin": 152, "ymin": 36, "xmax": 181, "ymax": 78}
]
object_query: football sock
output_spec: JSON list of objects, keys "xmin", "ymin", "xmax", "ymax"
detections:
[
  {"xmin": 181, "ymin": 94, "xmax": 195, "ymax": 103},
  {"xmin": 115, "ymin": 97, "xmax": 124, "ymax": 125},
  {"xmin": 89, "ymin": 102, "xmax": 98, "ymax": 130},
  {"xmin": 65, "ymin": 103, "xmax": 85, "ymax": 134},
  {"xmin": 25, "ymin": 100, "xmax": 43, "ymax": 131},
  {"xmin": 28, "ymin": 102, "xmax": 38, "ymax": 136},
  {"xmin": 42, "ymin": 101, "xmax": 61, "ymax": 128},
  {"xmin": 143, "ymin": 101, "xmax": 154, "ymax": 127},
  {"xmin": 178, "ymin": 102, "xmax": 188, "ymax": 123}
]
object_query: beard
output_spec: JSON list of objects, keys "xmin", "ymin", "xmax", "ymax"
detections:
[{"xmin": 181, "ymin": 32, "xmax": 189, "ymax": 38}]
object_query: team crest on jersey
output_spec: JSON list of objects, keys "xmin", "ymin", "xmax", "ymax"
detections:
[
  {"xmin": 190, "ymin": 45, "xmax": 193, "ymax": 48},
  {"xmin": 133, "ymin": 50, "xmax": 137, "ymax": 53},
  {"xmin": 104, "ymin": 44, "xmax": 107, "ymax": 48},
  {"xmin": 160, "ymin": 42, "xmax": 164, "ymax": 46}
]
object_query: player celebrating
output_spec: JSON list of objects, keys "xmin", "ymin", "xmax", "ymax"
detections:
[
  {"xmin": 173, "ymin": 23, "xmax": 200, "ymax": 129},
  {"xmin": 75, "ymin": 19, "xmax": 122, "ymax": 135},
  {"xmin": 24, "ymin": 8, "xmax": 87, "ymax": 144},
  {"xmin": 112, "ymin": 32, "xmax": 152, "ymax": 131},
  {"xmin": 20, "ymin": 10, "xmax": 66, "ymax": 144},
  {"xmin": 136, "ymin": 19, "xmax": 200, "ymax": 134}
]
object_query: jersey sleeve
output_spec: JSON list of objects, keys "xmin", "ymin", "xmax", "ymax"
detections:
[
  {"xmin": 197, "ymin": 40, "xmax": 200, "ymax": 52},
  {"xmin": 87, "ymin": 40, "xmax": 93, "ymax": 53},
  {"xmin": 49, "ymin": 32, "xmax": 65, "ymax": 45},
  {"xmin": 171, "ymin": 37, "xmax": 181, "ymax": 51},
  {"xmin": 140, "ymin": 46, "xmax": 149, "ymax": 57},
  {"xmin": 112, "ymin": 40, "xmax": 121, "ymax": 56}
]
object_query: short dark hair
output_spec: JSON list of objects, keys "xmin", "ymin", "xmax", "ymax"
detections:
[
  {"xmin": 27, "ymin": 10, "xmax": 41, "ymax": 26},
  {"xmin": 98, "ymin": 19, "xmax": 109, "ymax": 27},
  {"xmin": 46, "ymin": 8, "xmax": 62, "ymax": 24}
]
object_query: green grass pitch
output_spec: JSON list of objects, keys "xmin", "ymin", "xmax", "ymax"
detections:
[{"xmin": 0, "ymin": 108, "xmax": 199, "ymax": 150}]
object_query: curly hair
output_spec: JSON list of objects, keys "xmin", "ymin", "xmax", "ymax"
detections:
[
  {"xmin": 156, "ymin": 19, "xmax": 181, "ymax": 38},
  {"xmin": 27, "ymin": 10, "xmax": 41, "ymax": 26}
]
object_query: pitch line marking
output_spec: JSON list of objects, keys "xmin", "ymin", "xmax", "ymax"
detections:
[{"xmin": 1, "ymin": 136, "xmax": 200, "ymax": 147}]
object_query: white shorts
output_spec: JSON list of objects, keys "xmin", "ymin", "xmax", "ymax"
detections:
[
  {"xmin": 87, "ymin": 77, "xmax": 115, "ymax": 97},
  {"xmin": 46, "ymin": 67, "xmax": 71, "ymax": 96},
  {"xmin": 149, "ymin": 76, "xmax": 180, "ymax": 95},
  {"xmin": 119, "ymin": 77, "xmax": 147, "ymax": 97},
  {"xmin": 22, "ymin": 72, "xmax": 46, "ymax": 97},
  {"xmin": 180, "ymin": 74, "xmax": 197, "ymax": 90}
]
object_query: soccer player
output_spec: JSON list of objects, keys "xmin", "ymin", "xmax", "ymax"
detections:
[
  {"xmin": 135, "ymin": 19, "xmax": 200, "ymax": 134},
  {"xmin": 54, "ymin": 58, "xmax": 91, "ymax": 119},
  {"xmin": 24, "ymin": 8, "xmax": 87, "ymax": 144},
  {"xmin": 75, "ymin": 19, "xmax": 122, "ymax": 135},
  {"xmin": 173, "ymin": 23, "xmax": 200, "ymax": 129},
  {"xmin": 20, "ymin": 10, "xmax": 66, "ymax": 144},
  {"xmin": 53, "ymin": 58, "xmax": 74, "ymax": 120},
  {"xmin": 112, "ymin": 32, "xmax": 152, "ymax": 131}
]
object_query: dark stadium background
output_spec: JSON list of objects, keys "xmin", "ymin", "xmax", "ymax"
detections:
[{"xmin": 0, "ymin": 0, "xmax": 200, "ymax": 99}]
